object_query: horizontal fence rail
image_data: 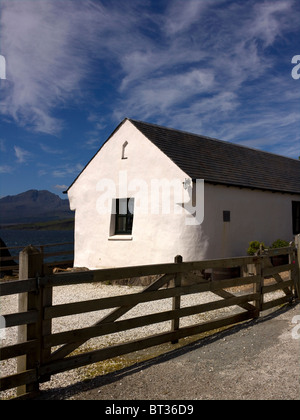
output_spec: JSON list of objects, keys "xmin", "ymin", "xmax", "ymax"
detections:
[
  {"xmin": 0, "ymin": 241, "xmax": 299, "ymax": 399},
  {"xmin": 0, "ymin": 242, "xmax": 74, "ymax": 275}
]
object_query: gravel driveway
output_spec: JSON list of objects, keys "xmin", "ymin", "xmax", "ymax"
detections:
[{"xmin": 36, "ymin": 302, "xmax": 300, "ymax": 400}]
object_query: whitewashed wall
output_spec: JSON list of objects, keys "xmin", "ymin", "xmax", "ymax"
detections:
[
  {"xmin": 203, "ymin": 184, "xmax": 299, "ymax": 259},
  {"xmin": 68, "ymin": 120, "xmax": 208, "ymax": 268},
  {"xmin": 68, "ymin": 119, "xmax": 299, "ymax": 268}
]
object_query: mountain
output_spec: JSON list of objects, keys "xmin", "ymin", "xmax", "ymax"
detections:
[{"xmin": 0, "ymin": 190, "xmax": 74, "ymax": 224}]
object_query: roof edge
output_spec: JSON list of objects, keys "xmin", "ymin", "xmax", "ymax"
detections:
[
  {"xmin": 202, "ymin": 179, "xmax": 300, "ymax": 195},
  {"xmin": 64, "ymin": 118, "xmax": 130, "ymax": 193},
  {"xmin": 129, "ymin": 118, "xmax": 300, "ymax": 163}
]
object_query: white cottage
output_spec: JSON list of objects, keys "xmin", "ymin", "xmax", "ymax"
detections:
[{"xmin": 65, "ymin": 118, "xmax": 300, "ymax": 269}]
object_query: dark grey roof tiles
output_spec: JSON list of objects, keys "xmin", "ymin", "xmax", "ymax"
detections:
[{"xmin": 129, "ymin": 119, "xmax": 300, "ymax": 194}]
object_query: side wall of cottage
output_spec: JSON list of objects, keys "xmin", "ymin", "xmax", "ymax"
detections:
[{"xmin": 202, "ymin": 183, "xmax": 299, "ymax": 258}]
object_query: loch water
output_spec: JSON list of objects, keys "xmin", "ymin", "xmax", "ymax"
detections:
[{"xmin": 0, "ymin": 229, "xmax": 74, "ymax": 262}]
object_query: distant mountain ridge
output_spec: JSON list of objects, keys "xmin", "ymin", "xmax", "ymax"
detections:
[{"xmin": 0, "ymin": 189, "xmax": 74, "ymax": 224}]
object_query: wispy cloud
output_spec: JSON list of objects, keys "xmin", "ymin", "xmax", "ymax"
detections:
[
  {"xmin": 248, "ymin": 0, "xmax": 295, "ymax": 46},
  {"xmin": 0, "ymin": 0, "xmax": 106, "ymax": 134},
  {"xmin": 54, "ymin": 184, "xmax": 68, "ymax": 192},
  {"xmin": 14, "ymin": 146, "xmax": 32, "ymax": 163},
  {"xmin": 0, "ymin": 164, "xmax": 13, "ymax": 174},
  {"xmin": 40, "ymin": 144, "xmax": 63, "ymax": 155},
  {"xmin": 1, "ymin": 0, "xmax": 299, "ymax": 157},
  {"xmin": 163, "ymin": 0, "xmax": 226, "ymax": 35},
  {"xmin": 85, "ymin": 113, "xmax": 107, "ymax": 149},
  {"xmin": 0, "ymin": 0, "xmax": 155, "ymax": 135},
  {"xmin": 52, "ymin": 163, "xmax": 84, "ymax": 178},
  {"xmin": 113, "ymin": 0, "xmax": 299, "ymax": 154}
]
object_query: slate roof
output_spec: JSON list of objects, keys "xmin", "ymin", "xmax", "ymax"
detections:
[{"xmin": 129, "ymin": 119, "xmax": 300, "ymax": 195}]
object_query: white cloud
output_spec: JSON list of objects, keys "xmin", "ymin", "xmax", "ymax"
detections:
[
  {"xmin": 113, "ymin": 0, "xmax": 299, "ymax": 142},
  {"xmin": 85, "ymin": 113, "xmax": 107, "ymax": 148},
  {"xmin": 117, "ymin": 68, "xmax": 215, "ymax": 119},
  {"xmin": 163, "ymin": 0, "xmax": 226, "ymax": 35},
  {"xmin": 249, "ymin": 0, "xmax": 295, "ymax": 47},
  {"xmin": 52, "ymin": 163, "xmax": 83, "ymax": 178},
  {"xmin": 0, "ymin": 0, "xmax": 109, "ymax": 134},
  {"xmin": 0, "ymin": 165, "xmax": 13, "ymax": 174},
  {"xmin": 40, "ymin": 144, "xmax": 63, "ymax": 155},
  {"xmin": 0, "ymin": 0, "xmax": 158, "ymax": 134},
  {"xmin": 54, "ymin": 184, "xmax": 68, "ymax": 191},
  {"xmin": 1, "ymin": 0, "xmax": 298, "ymax": 154},
  {"xmin": 0, "ymin": 55, "xmax": 6, "ymax": 79},
  {"xmin": 14, "ymin": 146, "xmax": 32, "ymax": 163},
  {"xmin": 38, "ymin": 169, "xmax": 48, "ymax": 177}
]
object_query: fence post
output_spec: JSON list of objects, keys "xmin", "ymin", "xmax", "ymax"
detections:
[
  {"xmin": 17, "ymin": 245, "xmax": 43, "ymax": 397},
  {"xmin": 171, "ymin": 255, "xmax": 182, "ymax": 344},
  {"xmin": 254, "ymin": 256, "xmax": 263, "ymax": 318}
]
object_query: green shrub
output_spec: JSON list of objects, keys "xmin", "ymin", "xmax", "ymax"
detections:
[
  {"xmin": 271, "ymin": 239, "xmax": 289, "ymax": 248},
  {"xmin": 247, "ymin": 241, "xmax": 265, "ymax": 255}
]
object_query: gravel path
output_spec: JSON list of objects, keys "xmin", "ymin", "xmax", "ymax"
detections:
[
  {"xmin": 39, "ymin": 303, "xmax": 300, "ymax": 401},
  {"xmin": 1, "ymin": 281, "xmax": 299, "ymax": 400}
]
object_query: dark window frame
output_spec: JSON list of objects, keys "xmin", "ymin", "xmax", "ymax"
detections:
[
  {"xmin": 292, "ymin": 201, "xmax": 300, "ymax": 235},
  {"xmin": 223, "ymin": 210, "xmax": 231, "ymax": 222},
  {"xmin": 115, "ymin": 198, "xmax": 134, "ymax": 235}
]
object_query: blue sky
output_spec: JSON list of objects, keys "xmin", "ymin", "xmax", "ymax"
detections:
[{"xmin": 0, "ymin": 0, "xmax": 299, "ymax": 199}]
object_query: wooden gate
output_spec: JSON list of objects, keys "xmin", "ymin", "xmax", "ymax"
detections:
[{"xmin": 1, "ymin": 244, "xmax": 299, "ymax": 399}]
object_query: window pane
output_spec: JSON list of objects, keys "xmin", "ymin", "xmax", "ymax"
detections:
[
  {"xmin": 128, "ymin": 198, "xmax": 134, "ymax": 215},
  {"xmin": 116, "ymin": 216, "xmax": 127, "ymax": 233},
  {"xmin": 223, "ymin": 210, "xmax": 230, "ymax": 222},
  {"xmin": 114, "ymin": 198, "xmax": 134, "ymax": 235},
  {"xmin": 118, "ymin": 198, "xmax": 128, "ymax": 215},
  {"xmin": 127, "ymin": 214, "xmax": 133, "ymax": 232}
]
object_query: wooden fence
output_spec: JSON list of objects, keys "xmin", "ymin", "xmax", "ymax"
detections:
[
  {"xmin": 0, "ymin": 243, "xmax": 299, "ymax": 400},
  {"xmin": 0, "ymin": 242, "xmax": 74, "ymax": 276}
]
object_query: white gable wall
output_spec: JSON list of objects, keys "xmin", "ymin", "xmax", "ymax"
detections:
[{"xmin": 68, "ymin": 120, "xmax": 208, "ymax": 268}]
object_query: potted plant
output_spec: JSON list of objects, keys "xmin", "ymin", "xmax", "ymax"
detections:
[
  {"xmin": 271, "ymin": 239, "xmax": 289, "ymax": 249},
  {"xmin": 270, "ymin": 239, "xmax": 290, "ymax": 266}
]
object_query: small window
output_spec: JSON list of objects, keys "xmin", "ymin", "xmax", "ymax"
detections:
[
  {"xmin": 115, "ymin": 198, "xmax": 134, "ymax": 235},
  {"xmin": 292, "ymin": 201, "xmax": 300, "ymax": 235},
  {"xmin": 122, "ymin": 141, "xmax": 128, "ymax": 159},
  {"xmin": 223, "ymin": 210, "xmax": 230, "ymax": 222}
]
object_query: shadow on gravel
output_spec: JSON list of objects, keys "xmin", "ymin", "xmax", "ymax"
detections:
[{"xmin": 35, "ymin": 303, "xmax": 298, "ymax": 400}]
